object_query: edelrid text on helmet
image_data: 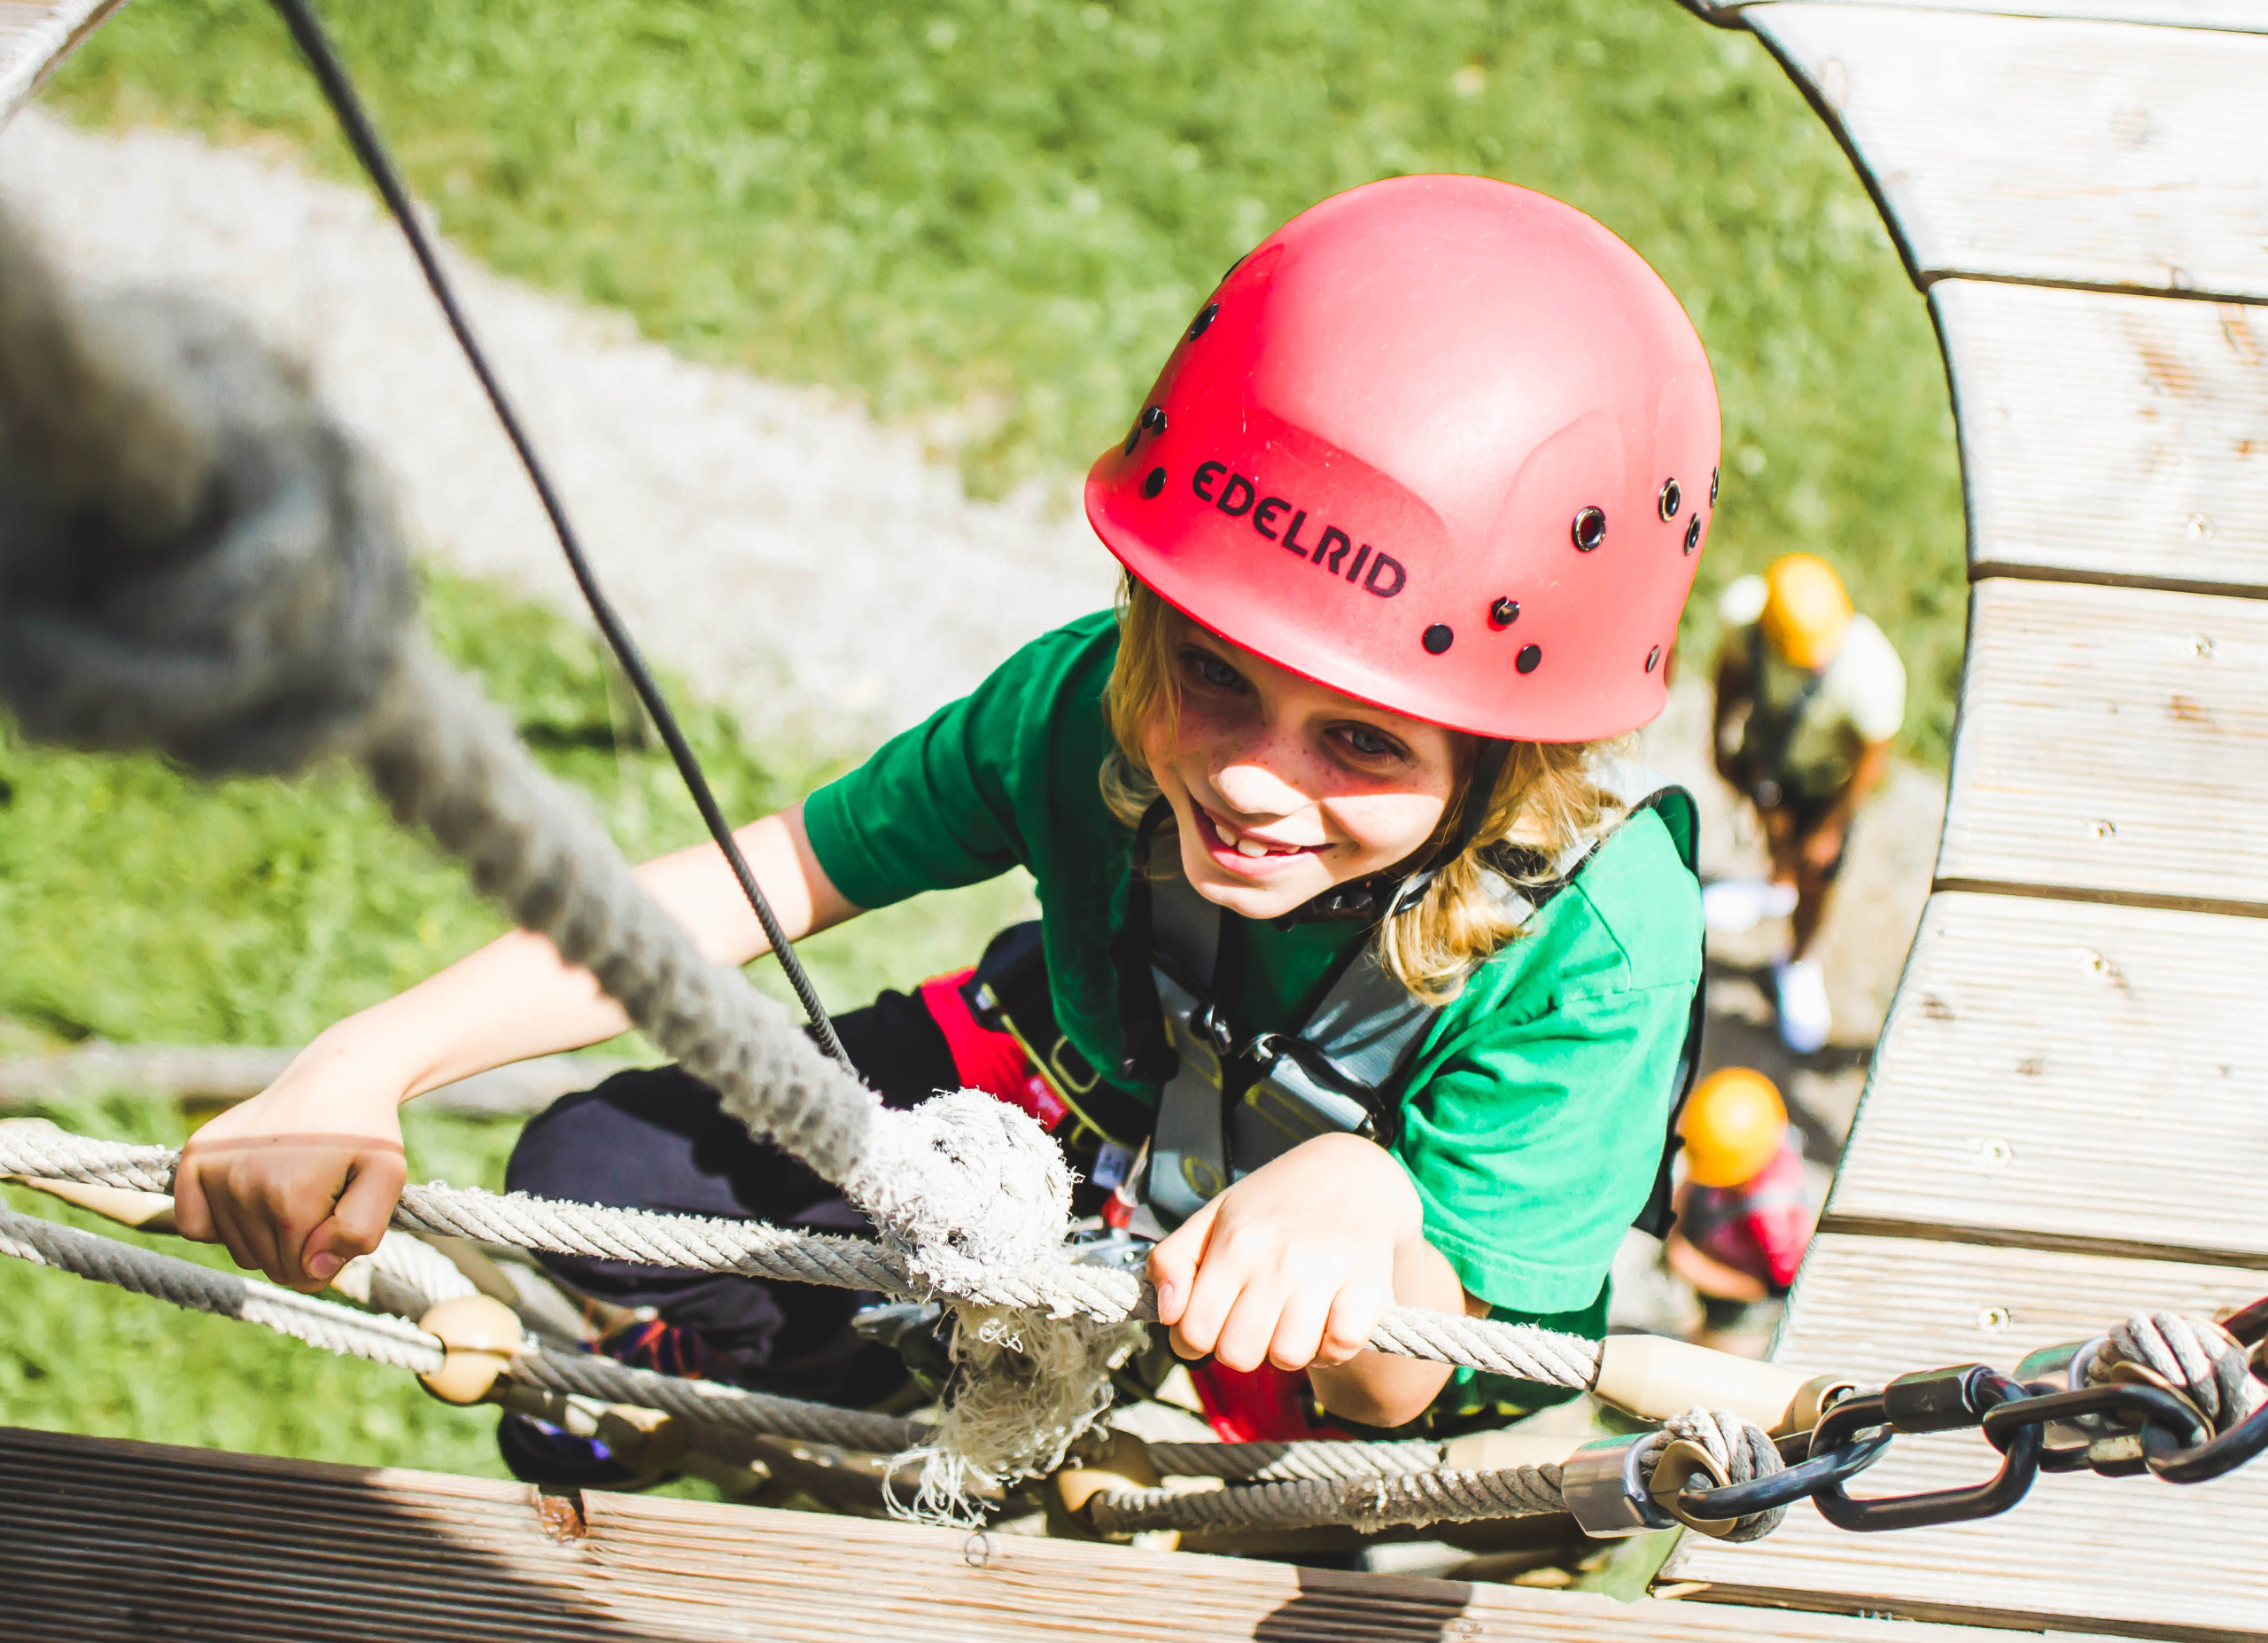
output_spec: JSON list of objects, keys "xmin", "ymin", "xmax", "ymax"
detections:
[{"xmin": 1086, "ymin": 174, "xmax": 1721, "ymax": 744}]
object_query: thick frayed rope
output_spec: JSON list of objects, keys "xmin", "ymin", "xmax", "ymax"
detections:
[
  {"xmin": 889, "ymin": 1305, "xmax": 1147, "ymax": 1528},
  {"xmin": 1146, "ymin": 1438, "xmax": 1446, "ymax": 1483}
]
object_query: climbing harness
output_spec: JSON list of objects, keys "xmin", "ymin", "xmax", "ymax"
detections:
[{"xmin": 1121, "ymin": 767, "xmax": 1705, "ymax": 1233}]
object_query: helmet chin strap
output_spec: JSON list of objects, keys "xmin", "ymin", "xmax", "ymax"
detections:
[{"xmin": 1275, "ymin": 739, "xmax": 1512, "ymax": 928}]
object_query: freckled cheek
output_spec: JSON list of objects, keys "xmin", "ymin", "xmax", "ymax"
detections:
[{"xmin": 1321, "ymin": 791, "xmax": 1449, "ymax": 862}]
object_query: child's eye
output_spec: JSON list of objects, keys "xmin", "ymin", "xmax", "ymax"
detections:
[
  {"xmin": 1181, "ymin": 648, "xmax": 1247, "ymax": 693},
  {"xmin": 1338, "ymin": 724, "xmax": 1405, "ymax": 760}
]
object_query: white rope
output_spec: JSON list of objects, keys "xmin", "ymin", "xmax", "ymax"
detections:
[
  {"xmin": 0, "ymin": 1205, "xmax": 446, "ymax": 1373},
  {"xmin": 331, "ymin": 1231, "xmax": 482, "ymax": 1320},
  {"xmin": 1146, "ymin": 1438, "xmax": 1445, "ymax": 1483},
  {"xmin": 0, "ymin": 1127, "xmax": 1608, "ymax": 1390}
]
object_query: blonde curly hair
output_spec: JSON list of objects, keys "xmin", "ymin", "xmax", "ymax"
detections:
[{"xmin": 1099, "ymin": 578, "xmax": 1627, "ymax": 1004}]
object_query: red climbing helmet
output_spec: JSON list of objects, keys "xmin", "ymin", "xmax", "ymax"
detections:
[{"xmin": 1085, "ymin": 175, "xmax": 1720, "ymax": 743}]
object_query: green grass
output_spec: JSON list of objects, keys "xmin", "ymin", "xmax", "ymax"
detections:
[{"xmin": 50, "ymin": 0, "xmax": 1967, "ymax": 759}]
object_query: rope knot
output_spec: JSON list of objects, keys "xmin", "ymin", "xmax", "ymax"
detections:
[
  {"xmin": 1637, "ymin": 1406, "xmax": 1787, "ymax": 1541},
  {"xmin": 845, "ymin": 1089, "xmax": 1073, "ymax": 1296}
]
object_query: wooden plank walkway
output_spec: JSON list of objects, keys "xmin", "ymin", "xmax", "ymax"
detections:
[
  {"xmin": 1667, "ymin": 1, "xmax": 2268, "ymax": 1635},
  {"xmin": 0, "ymin": 1424, "xmax": 2059, "ymax": 1643}
]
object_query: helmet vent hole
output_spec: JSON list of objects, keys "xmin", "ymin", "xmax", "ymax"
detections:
[
  {"xmin": 1188, "ymin": 303, "xmax": 1219, "ymax": 341},
  {"xmin": 1684, "ymin": 516, "xmax": 1702, "ymax": 555},
  {"xmin": 1122, "ymin": 426, "xmax": 1140, "ymax": 456},
  {"xmin": 1141, "ymin": 467, "xmax": 1167, "ymax": 499},
  {"xmin": 1572, "ymin": 507, "xmax": 1606, "ymax": 551},
  {"xmin": 1710, "ymin": 466, "xmax": 1720, "ymax": 505},
  {"xmin": 1142, "ymin": 405, "xmax": 1168, "ymax": 434},
  {"xmin": 1646, "ymin": 645, "xmax": 1662, "ymax": 674},
  {"xmin": 1516, "ymin": 644, "xmax": 1542, "ymax": 675},
  {"xmin": 1489, "ymin": 597, "xmax": 1519, "ymax": 627},
  {"xmin": 1658, "ymin": 479, "xmax": 1682, "ymax": 521},
  {"xmin": 1422, "ymin": 623, "xmax": 1455, "ymax": 655}
]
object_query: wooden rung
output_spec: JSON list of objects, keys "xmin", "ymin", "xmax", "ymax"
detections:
[
  {"xmin": 1742, "ymin": 4, "xmax": 2268, "ymax": 300},
  {"xmin": 1938, "ymin": 577, "xmax": 2268, "ymax": 912},
  {"xmin": 1827, "ymin": 890, "xmax": 2268, "ymax": 1266},
  {"xmin": 0, "ymin": 1422, "xmax": 2046, "ymax": 1643},
  {"xmin": 1666, "ymin": 1233, "xmax": 2268, "ymax": 1637},
  {"xmin": 1691, "ymin": 0, "xmax": 2268, "ymax": 31},
  {"xmin": 0, "ymin": 1, "xmax": 125, "ymax": 124},
  {"xmin": 1936, "ymin": 279, "xmax": 2268, "ymax": 596}
]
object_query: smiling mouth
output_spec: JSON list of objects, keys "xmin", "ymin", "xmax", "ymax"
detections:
[{"xmin": 1192, "ymin": 804, "xmax": 1320, "ymax": 868}]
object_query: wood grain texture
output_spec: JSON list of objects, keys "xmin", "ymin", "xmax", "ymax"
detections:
[
  {"xmin": 1667, "ymin": 1234, "xmax": 2268, "ymax": 1639},
  {"xmin": 0, "ymin": 1, "xmax": 123, "ymax": 122},
  {"xmin": 1822, "ymin": 891, "xmax": 2268, "ymax": 1264},
  {"xmin": 1937, "ymin": 280, "xmax": 2268, "ymax": 592},
  {"xmin": 0, "ymin": 1423, "xmax": 2037, "ymax": 1643},
  {"xmin": 1936, "ymin": 577, "xmax": 2268, "ymax": 908},
  {"xmin": 1744, "ymin": 4, "xmax": 2268, "ymax": 300},
  {"xmin": 1686, "ymin": 0, "xmax": 2268, "ymax": 31}
]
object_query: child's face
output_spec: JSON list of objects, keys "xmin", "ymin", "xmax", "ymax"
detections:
[{"xmin": 1143, "ymin": 620, "xmax": 1467, "ymax": 922}]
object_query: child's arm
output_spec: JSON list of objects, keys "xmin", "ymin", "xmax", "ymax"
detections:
[
  {"xmin": 1146, "ymin": 1133, "xmax": 1474, "ymax": 1428},
  {"xmin": 175, "ymin": 803, "xmax": 858, "ymax": 1291}
]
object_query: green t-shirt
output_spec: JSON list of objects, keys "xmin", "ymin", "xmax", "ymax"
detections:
[{"xmin": 804, "ymin": 611, "xmax": 1700, "ymax": 1328}]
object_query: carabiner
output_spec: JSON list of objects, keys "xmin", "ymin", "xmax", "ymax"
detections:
[{"xmin": 1679, "ymin": 1425, "xmax": 1892, "ymax": 1519}]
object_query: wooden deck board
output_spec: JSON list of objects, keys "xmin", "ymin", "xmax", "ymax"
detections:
[
  {"xmin": 1744, "ymin": 4, "xmax": 2268, "ymax": 300},
  {"xmin": 1936, "ymin": 577, "xmax": 2268, "ymax": 909},
  {"xmin": 0, "ymin": 1423, "xmax": 2047, "ymax": 1643},
  {"xmin": 1823, "ymin": 891, "xmax": 2268, "ymax": 1266},
  {"xmin": 0, "ymin": 1, "xmax": 122, "ymax": 123},
  {"xmin": 1936, "ymin": 280, "xmax": 2268, "ymax": 593},
  {"xmin": 1687, "ymin": 0, "xmax": 2268, "ymax": 31},
  {"xmin": 1666, "ymin": 1234, "xmax": 2268, "ymax": 1639}
]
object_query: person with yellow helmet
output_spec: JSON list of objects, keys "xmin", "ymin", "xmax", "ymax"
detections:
[
  {"xmin": 1706, "ymin": 554, "xmax": 1906, "ymax": 1053},
  {"xmin": 1663, "ymin": 1067, "xmax": 1815, "ymax": 1346}
]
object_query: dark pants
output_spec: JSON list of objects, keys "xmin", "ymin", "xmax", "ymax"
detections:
[{"xmin": 505, "ymin": 986, "xmax": 959, "ymax": 1406}]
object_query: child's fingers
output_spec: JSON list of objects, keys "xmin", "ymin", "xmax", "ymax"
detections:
[
  {"xmin": 1146, "ymin": 1195, "xmax": 1220, "ymax": 1326},
  {"xmin": 1314, "ymin": 1274, "xmax": 1394, "ymax": 1367},
  {"xmin": 1208, "ymin": 1280, "xmax": 1293, "ymax": 1374},
  {"xmin": 1265, "ymin": 1289, "xmax": 1333, "ymax": 1374},
  {"xmin": 1166, "ymin": 1242, "xmax": 1251, "ymax": 1361},
  {"xmin": 299, "ymin": 1149, "xmax": 407, "ymax": 1292}
]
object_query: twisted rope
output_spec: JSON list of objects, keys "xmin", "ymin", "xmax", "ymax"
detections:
[
  {"xmin": 1634, "ymin": 1406, "xmax": 1787, "ymax": 1542},
  {"xmin": 0, "ymin": 1205, "xmax": 446, "ymax": 1373},
  {"xmin": 0, "ymin": 1127, "xmax": 1605, "ymax": 1390},
  {"xmin": 1090, "ymin": 1460, "xmax": 1569, "ymax": 1537},
  {"xmin": 2093, "ymin": 1312, "xmax": 2266, "ymax": 1435},
  {"xmin": 1146, "ymin": 1438, "xmax": 1445, "ymax": 1483}
]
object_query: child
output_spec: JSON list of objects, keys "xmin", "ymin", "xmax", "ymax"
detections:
[
  {"xmin": 174, "ymin": 175, "xmax": 1717, "ymax": 1476},
  {"xmin": 1707, "ymin": 554, "xmax": 1907, "ymax": 1052},
  {"xmin": 1664, "ymin": 1067, "xmax": 1816, "ymax": 1349}
]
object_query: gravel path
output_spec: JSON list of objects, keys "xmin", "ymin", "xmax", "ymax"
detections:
[
  {"xmin": 2, "ymin": 109, "xmax": 1946, "ymax": 1080},
  {"xmin": 0, "ymin": 110, "xmax": 1115, "ymax": 748}
]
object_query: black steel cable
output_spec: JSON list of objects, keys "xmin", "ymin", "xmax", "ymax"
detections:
[{"xmin": 265, "ymin": 0, "xmax": 852, "ymax": 1071}]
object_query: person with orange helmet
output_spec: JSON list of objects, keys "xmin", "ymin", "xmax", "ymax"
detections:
[
  {"xmin": 1706, "ymin": 553, "xmax": 1906, "ymax": 1054},
  {"xmin": 1663, "ymin": 1067, "xmax": 1816, "ymax": 1349},
  {"xmin": 176, "ymin": 176, "xmax": 1719, "ymax": 1467}
]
